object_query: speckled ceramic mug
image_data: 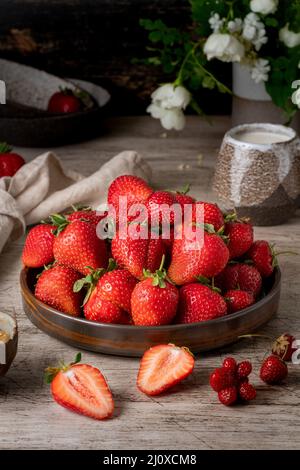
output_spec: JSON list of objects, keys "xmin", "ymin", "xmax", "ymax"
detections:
[{"xmin": 213, "ymin": 123, "xmax": 300, "ymax": 225}]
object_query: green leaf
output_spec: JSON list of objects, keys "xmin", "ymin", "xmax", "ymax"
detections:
[{"xmin": 73, "ymin": 352, "xmax": 82, "ymax": 364}]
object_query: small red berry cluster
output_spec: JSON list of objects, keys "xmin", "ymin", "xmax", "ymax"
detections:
[
  {"xmin": 210, "ymin": 357, "xmax": 256, "ymax": 406},
  {"xmin": 210, "ymin": 332, "xmax": 293, "ymax": 406}
]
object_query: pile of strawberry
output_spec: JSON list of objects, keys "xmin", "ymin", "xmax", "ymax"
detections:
[{"xmin": 22, "ymin": 174, "xmax": 278, "ymax": 326}]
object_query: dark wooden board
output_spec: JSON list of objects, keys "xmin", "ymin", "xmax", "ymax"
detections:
[{"xmin": 0, "ymin": 0, "xmax": 231, "ymax": 115}]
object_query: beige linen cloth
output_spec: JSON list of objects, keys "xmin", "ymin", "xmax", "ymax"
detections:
[{"xmin": 0, "ymin": 150, "xmax": 152, "ymax": 253}]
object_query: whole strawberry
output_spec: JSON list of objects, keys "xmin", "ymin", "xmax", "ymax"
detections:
[
  {"xmin": 22, "ymin": 224, "xmax": 55, "ymax": 268},
  {"xmin": 146, "ymin": 190, "xmax": 177, "ymax": 225},
  {"xmin": 107, "ymin": 174, "xmax": 153, "ymax": 222},
  {"xmin": 48, "ymin": 88, "xmax": 81, "ymax": 114},
  {"xmin": 173, "ymin": 184, "xmax": 196, "ymax": 207},
  {"xmin": 131, "ymin": 256, "xmax": 179, "ymax": 326},
  {"xmin": 51, "ymin": 215, "xmax": 108, "ymax": 276},
  {"xmin": 168, "ymin": 228, "xmax": 229, "ymax": 285},
  {"xmin": 193, "ymin": 201, "xmax": 224, "ymax": 231},
  {"xmin": 178, "ymin": 283, "xmax": 227, "ymax": 323},
  {"xmin": 76, "ymin": 266, "xmax": 137, "ymax": 324},
  {"xmin": 260, "ymin": 355, "xmax": 288, "ymax": 384},
  {"xmin": 111, "ymin": 229, "xmax": 165, "ymax": 280},
  {"xmin": 216, "ymin": 263, "xmax": 262, "ymax": 298},
  {"xmin": 0, "ymin": 142, "xmax": 25, "ymax": 177},
  {"xmin": 67, "ymin": 207, "xmax": 107, "ymax": 227},
  {"xmin": 272, "ymin": 333, "xmax": 296, "ymax": 362},
  {"xmin": 35, "ymin": 265, "xmax": 83, "ymax": 316},
  {"xmin": 224, "ymin": 215, "xmax": 253, "ymax": 259},
  {"xmin": 247, "ymin": 240, "xmax": 275, "ymax": 277},
  {"xmin": 225, "ymin": 289, "xmax": 255, "ymax": 313}
]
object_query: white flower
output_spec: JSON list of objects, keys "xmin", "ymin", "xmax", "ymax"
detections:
[
  {"xmin": 250, "ymin": 0, "xmax": 278, "ymax": 15},
  {"xmin": 228, "ymin": 18, "xmax": 243, "ymax": 33},
  {"xmin": 209, "ymin": 13, "xmax": 225, "ymax": 33},
  {"xmin": 204, "ymin": 33, "xmax": 245, "ymax": 62},
  {"xmin": 279, "ymin": 24, "xmax": 300, "ymax": 48},
  {"xmin": 151, "ymin": 83, "xmax": 191, "ymax": 109},
  {"xmin": 147, "ymin": 84, "xmax": 191, "ymax": 131},
  {"xmin": 251, "ymin": 58, "xmax": 271, "ymax": 83},
  {"xmin": 292, "ymin": 88, "xmax": 300, "ymax": 108},
  {"xmin": 243, "ymin": 13, "xmax": 268, "ymax": 50}
]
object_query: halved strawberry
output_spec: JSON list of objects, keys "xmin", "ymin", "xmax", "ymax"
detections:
[
  {"xmin": 45, "ymin": 353, "xmax": 114, "ymax": 420},
  {"xmin": 137, "ymin": 344, "xmax": 194, "ymax": 396}
]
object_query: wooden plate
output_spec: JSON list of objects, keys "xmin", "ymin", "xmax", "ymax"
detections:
[{"xmin": 20, "ymin": 267, "xmax": 281, "ymax": 357}]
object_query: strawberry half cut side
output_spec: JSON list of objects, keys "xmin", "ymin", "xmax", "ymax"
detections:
[
  {"xmin": 137, "ymin": 344, "xmax": 195, "ymax": 396},
  {"xmin": 45, "ymin": 353, "xmax": 114, "ymax": 420}
]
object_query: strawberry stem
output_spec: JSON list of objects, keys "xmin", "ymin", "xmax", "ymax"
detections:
[
  {"xmin": 0, "ymin": 142, "xmax": 12, "ymax": 154},
  {"xmin": 44, "ymin": 352, "xmax": 82, "ymax": 383},
  {"xmin": 49, "ymin": 213, "xmax": 69, "ymax": 235},
  {"xmin": 143, "ymin": 255, "xmax": 168, "ymax": 288}
]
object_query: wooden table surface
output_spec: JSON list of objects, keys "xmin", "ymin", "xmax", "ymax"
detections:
[{"xmin": 1, "ymin": 116, "xmax": 300, "ymax": 450}]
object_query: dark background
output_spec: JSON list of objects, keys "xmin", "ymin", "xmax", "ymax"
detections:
[{"xmin": 0, "ymin": 0, "xmax": 231, "ymax": 115}]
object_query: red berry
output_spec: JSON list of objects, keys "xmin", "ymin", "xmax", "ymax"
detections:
[
  {"xmin": 218, "ymin": 386, "xmax": 238, "ymax": 406},
  {"xmin": 0, "ymin": 142, "xmax": 25, "ymax": 177},
  {"xmin": 260, "ymin": 355, "xmax": 288, "ymax": 384},
  {"xmin": 209, "ymin": 367, "xmax": 236, "ymax": 392},
  {"xmin": 238, "ymin": 382, "xmax": 256, "ymax": 401},
  {"xmin": 237, "ymin": 361, "xmax": 252, "ymax": 379},
  {"xmin": 247, "ymin": 240, "xmax": 274, "ymax": 277},
  {"xmin": 272, "ymin": 333, "xmax": 296, "ymax": 362},
  {"xmin": 48, "ymin": 90, "xmax": 81, "ymax": 114},
  {"xmin": 225, "ymin": 220, "xmax": 253, "ymax": 259},
  {"xmin": 225, "ymin": 289, "xmax": 255, "ymax": 313},
  {"xmin": 222, "ymin": 357, "xmax": 237, "ymax": 373}
]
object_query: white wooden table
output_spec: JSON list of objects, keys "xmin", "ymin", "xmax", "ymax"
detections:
[{"xmin": 0, "ymin": 116, "xmax": 300, "ymax": 450}]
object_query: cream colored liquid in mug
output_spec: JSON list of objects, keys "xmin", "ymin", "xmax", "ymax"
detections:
[{"xmin": 235, "ymin": 131, "xmax": 291, "ymax": 144}]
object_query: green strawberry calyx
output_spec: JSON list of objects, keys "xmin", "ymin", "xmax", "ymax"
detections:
[
  {"xmin": 195, "ymin": 275, "xmax": 221, "ymax": 293},
  {"xmin": 143, "ymin": 254, "xmax": 171, "ymax": 288},
  {"xmin": 0, "ymin": 142, "xmax": 12, "ymax": 154},
  {"xmin": 73, "ymin": 258, "xmax": 117, "ymax": 304},
  {"xmin": 44, "ymin": 352, "xmax": 82, "ymax": 384},
  {"xmin": 49, "ymin": 213, "xmax": 70, "ymax": 235}
]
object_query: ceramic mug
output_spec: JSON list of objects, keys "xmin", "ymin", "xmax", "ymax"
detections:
[{"xmin": 213, "ymin": 123, "xmax": 300, "ymax": 225}]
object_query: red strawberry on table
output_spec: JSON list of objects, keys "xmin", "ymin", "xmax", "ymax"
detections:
[
  {"xmin": 224, "ymin": 214, "xmax": 253, "ymax": 259},
  {"xmin": 45, "ymin": 353, "xmax": 114, "ymax": 420},
  {"xmin": 168, "ymin": 227, "xmax": 229, "ymax": 285},
  {"xmin": 108, "ymin": 174, "xmax": 153, "ymax": 222},
  {"xmin": 131, "ymin": 256, "xmax": 179, "ymax": 326},
  {"xmin": 225, "ymin": 289, "xmax": 255, "ymax": 313},
  {"xmin": 247, "ymin": 240, "xmax": 275, "ymax": 277},
  {"xmin": 272, "ymin": 333, "xmax": 296, "ymax": 362},
  {"xmin": 48, "ymin": 88, "xmax": 81, "ymax": 114},
  {"xmin": 178, "ymin": 283, "xmax": 227, "ymax": 323},
  {"xmin": 22, "ymin": 224, "xmax": 55, "ymax": 268},
  {"xmin": 35, "ymin": 265, "xmax": 83, "ymax": 316},
  {"xmin": 51, "ymin": 214, "xmax": 108, "ymax": 276},
  {"xmin": 111, "ymin": 230, "xmax": 165, "ymax": 280},
  {"xmin": 0, "ymin": 142, "xmax": 25, "ymax": 177},
  {"xmin": 137, "ymin": 344, "xmax": 194, "ymax": 396},
  {"xmin": 210, "ymin": 367, "xmax": 236, "ymax": 392},
  {"xmin": 260, "ymin": 355, "xmax": 288, "ymax": 384},
  {"xmin": 218, "ymin": 386, "xmax": 238, "ymax": 406}
]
